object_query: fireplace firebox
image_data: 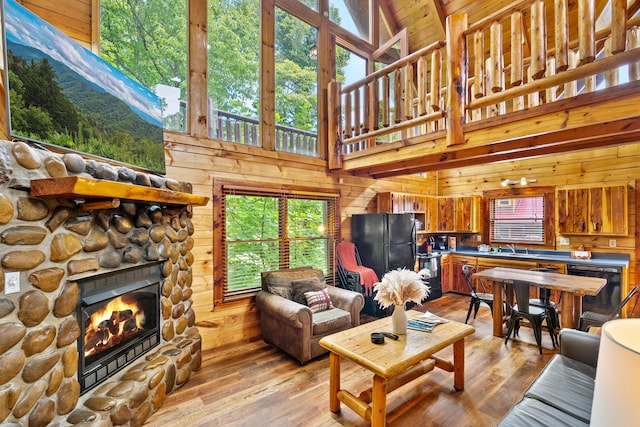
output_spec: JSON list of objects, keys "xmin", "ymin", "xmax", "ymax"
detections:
[{"xmin": 76, "ymin": 263, "xmax": 161, "ymax": 394}]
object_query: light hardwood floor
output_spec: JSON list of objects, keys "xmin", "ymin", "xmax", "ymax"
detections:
[{"xmin": 146, "ymin": 293, "xmax": 556, "ymax": 427}]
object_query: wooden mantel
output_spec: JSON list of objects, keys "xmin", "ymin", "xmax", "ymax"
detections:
[{"xmin": 30, "ymin": 176, "xmax": 209, "ymax": 206}]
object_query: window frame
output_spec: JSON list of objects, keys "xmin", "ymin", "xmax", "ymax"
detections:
[
  {"xmin": 483, "ymin": 186, "xmax": 555, "ymax": 247},
  {"xmin": 213, "ymin": 179, "xmax": 340, "ymax": 306}
]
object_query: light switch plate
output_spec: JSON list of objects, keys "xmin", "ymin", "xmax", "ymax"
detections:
[
  {"xmin": 560, "ymin": 237, "xmax": 570, "ymax": 246},
  {"xmin": 4, "ymin": 272, "xmax": 20, "ymax": 294}
]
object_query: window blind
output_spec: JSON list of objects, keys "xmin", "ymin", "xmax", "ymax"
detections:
[
  {"xmin": 221, "ymin": 186, "xmax": 339, "ymax": 301},
  {"xmin": 490, "ymin": 196, "xmax": 545, "ymax": 243}
]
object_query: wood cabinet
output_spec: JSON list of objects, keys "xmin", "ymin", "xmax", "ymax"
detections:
[
  {"xmin": 441, "ymin": 254, "xmax": 451, "ymax": 292},
  {"xmin": 438, "ymin": 195, "xmax": 482, "ymax": 233},
  {"xmin": 377, "ymin": 192, "xmax": 438, "ymax": 233},
  {"xmin": 557, "ymin": 185, "xmax": 627, "ymax": 235},
  {"xmin": 451, "ymin": 255, "xmax": 477, "ymax": 295},
  {"xmin": 378, "ymin": 192, "xmax": 482, "ymax": 234},
  {"xmin": 438, "ymin": 197, "xmax": 456, "ymax": 231}
]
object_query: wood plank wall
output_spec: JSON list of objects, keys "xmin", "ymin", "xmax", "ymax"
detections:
[
  {"xmin": 19, "ymin": 0, "xmax": 95, "ymax": 49},
  {"xmin": 164, "ymin": 132, "xmax": 436, "ymax": 350},
  {"xmin": 437, "ymin": 143, "xmax": 638, "ymax": 288}
]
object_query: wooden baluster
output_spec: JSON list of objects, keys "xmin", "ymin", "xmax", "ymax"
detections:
[
  {"xmin": 527, "ymin": 67, "xmax": 540, "ymax": 107},
  {"xmin": 611, "ymin": 0, "xmax": 627, "ymax": 54},
  {"xmin": 530, "ymin": 0, "xmax": 547, "ymax": 79},
  {"xmin": 485, "ymin": 57, "xmax": 499, "ymax": 117},
  {"xmin": 363, "ymin": 80, "xmax": 370, "ymax": 134},
  {"xmin": 473, "ymin": 30, "xmax": 485, "ymax": 98},
  {"xmin": 564, "ymin": 50, "xmax": 578, "ymax": 97},
  {"xmin": 629, "ymin": 27, "xmax": 640, "ymax": 81},
  {"xmin": 446, "ymin": 13, "xmax": 468, "ymax": 146},
  {"xmin": 344, "ymin": 91, "xmax": 352, "ymax": 139},
  {"xmin": 604, "ymin": 38, "xmax": 619, "ymax": 87},
  {"xmin": 372, "ymin": 77, "xmax": 380, "ymax": 131},
  {"xmin": 403, "ymin": 64, "xmax": 414, "ymax": 120},
  {"xmin": 555, "ymin": 0, "xmax": 569, "ymax": 71},
  {"xmin": 578, "ymin": 0, "xmax": 595, "ymax": 64},
  {"xmin": 546, "ymin": 57, "xmax": 556, "ymax": 103},
  {"xmin": 394, "ymin": 69, "xmax": 403, "ymax": 123},
  {"xmin": 513, "ymin": 94, "xmax": 525, "ymax": 112},
  {"xmin": 511, "ymin": 12, "xmax": 524, "ymax": 86},
  {"xmin": 431, "ymin": 49, "xmax": 442, "ymax": 111},
  {"xmin": 382, "ymin": 75, "xmax": 390, "ymax": 127},
  {"xmin": 490, "ymin": 21, "xmax": 504, "ymax": 92},
  {"xmin": 355, "ymin": 86, "xmax": 362, "ymax": 136},
  {"xmin": 417, "ymin": 56, "xmax": 428, "ymax": 116},
  {"xmin": 584, "ymin": 74, "xmax": 597, "ymax": 92}
]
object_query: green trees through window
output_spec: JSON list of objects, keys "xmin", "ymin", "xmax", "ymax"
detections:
[{"xmin": 224, "ymin": 193, "xmax": 335, "ymax": 297}]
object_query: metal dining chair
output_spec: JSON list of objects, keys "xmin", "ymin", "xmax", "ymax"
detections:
[
  {"xmin": 578, "ymin": 284, "xmax": 640, "ymax": 331},
  {"xmin": 505, "ymin": 280, "xmax": 556, "ymax": 354},
  {"xmin": 462, "ymin": 264, "xmax": 496, "ymax": 324},
  {"xmin": 529, "ymin": 268, "xmax": 560, "ymax": 346}
]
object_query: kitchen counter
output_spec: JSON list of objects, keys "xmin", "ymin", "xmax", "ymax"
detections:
[{"xmin": 446, "ymin": 247, "xmax": 629, "ymax": 268}]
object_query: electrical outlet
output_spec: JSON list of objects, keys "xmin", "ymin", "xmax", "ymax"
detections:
[
  {"xmin": 560, "ymin": 237, "xmax": 570, "ymax": 246},
  {"xmin": 609, "ymin": 239, "xmax": 617, "ymax": 248},
  {"xmin": 4, "ymin": 272, "xmax": 20, "ymax": 294}
]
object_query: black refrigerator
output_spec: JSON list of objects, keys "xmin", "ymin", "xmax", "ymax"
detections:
[{"xmin": 351, "ymin": 213, "xmax": 417, "ymax": 316}]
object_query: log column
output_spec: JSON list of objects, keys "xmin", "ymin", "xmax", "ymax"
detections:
[{"xmin": 446, "ymin": 14, "xmax": 468, "ymax": 146}]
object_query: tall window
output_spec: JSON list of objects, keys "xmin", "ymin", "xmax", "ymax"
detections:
[
  {"xmin": 490, "ymin": 196, "xmax": 545, "ymax": 243},
  {"xmin": 275, "ymin": 10, "xmax": 318, "ymax": 155},
  {"xmin": 207, "ymin": 0, "xmax": 260, "ymax": 143},
  {"xmin": 222, "ymin": 186, "xmax": 338, "ymax": 300},
  {"xmin": 100, "ymin": 0, "xmax": 188, "ymax": 132}
]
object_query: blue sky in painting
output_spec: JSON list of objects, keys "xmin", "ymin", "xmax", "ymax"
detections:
[{"xmin": 2, "ymin": 0, "xmax": 162, "ymax": 127}]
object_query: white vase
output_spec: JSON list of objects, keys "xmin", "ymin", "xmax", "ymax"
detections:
[{"xmin": 391, "ymin": 303, "xmax": 407, "ymax": 335}]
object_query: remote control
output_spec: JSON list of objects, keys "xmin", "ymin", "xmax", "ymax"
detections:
[{"xmin": 382, "ymin": 332, "xmax": 399, "ymax": 340}]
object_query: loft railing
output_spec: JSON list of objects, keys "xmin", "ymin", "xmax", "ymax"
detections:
[
  {"xmin": 327, "ymin": 0, "xmax": 640, "ymax": 170},
  {"xmin": 463, "ymin": 0, "xmax": 640, "ymax": 122},
  {"xmin": 327, "ymin": 40, "xmax": 448, "ymax": 168},
  {"xmin": 210, "ymin": 108, "xmax": 318, "ymax": 156},
  {"xmin": 166, "ymin": 101, "xmax": 318, "ymax": 156}
]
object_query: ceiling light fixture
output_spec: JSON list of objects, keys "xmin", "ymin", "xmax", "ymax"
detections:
[
  {"xmin": 501, "ymin": 177, "xmax": 537, "ymax": 187},
  {"xmin": 520, "ymin": 177, "xmax": 537, "ymax": 185}
]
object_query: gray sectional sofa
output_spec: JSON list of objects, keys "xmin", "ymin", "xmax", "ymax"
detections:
[{"xmin": 498, "ymin": 328, "xmax": 601, "ymax": 426}]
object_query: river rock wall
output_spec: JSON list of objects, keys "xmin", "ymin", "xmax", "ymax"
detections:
[{"xmin": 0, "ymin": 140, "xmax": 201, "ymax": 426}]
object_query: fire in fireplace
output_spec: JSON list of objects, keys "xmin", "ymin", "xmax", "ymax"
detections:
[{"xmin": 76, "ymin": 263, "xmax": 161, "ymax": 394}]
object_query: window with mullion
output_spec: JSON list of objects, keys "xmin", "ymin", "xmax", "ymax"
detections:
[{"xmin": 222, "ymin": 189, "xmax": 338, "ymax": 301}]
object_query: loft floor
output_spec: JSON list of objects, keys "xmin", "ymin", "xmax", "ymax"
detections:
[{"xmin": 145, "ymin": 293, "xmax": 555, "ymax": 426}]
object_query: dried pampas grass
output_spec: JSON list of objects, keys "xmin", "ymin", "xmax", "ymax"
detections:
[{"xmin": 373, "ymin": 268, "xmax": 431, "ymax": 308}]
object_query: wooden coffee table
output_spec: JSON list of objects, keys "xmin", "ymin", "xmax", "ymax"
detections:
[{"xmin": 319, "ymin": 310, "xmax": 475, "ymax": 426}]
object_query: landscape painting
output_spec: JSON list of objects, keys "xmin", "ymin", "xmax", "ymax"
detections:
[{"xmin": 1, "ymin": 0, "xmax": 166, "ymax": 174}]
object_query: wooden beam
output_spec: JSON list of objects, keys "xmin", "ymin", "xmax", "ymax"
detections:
[
  {"xmin": 188, "ymin": 0, "xmax": 208, "ymax": 138},
  {"xmin": 261, "ymin": 0, "xmax": 276, "ymax": 151}
]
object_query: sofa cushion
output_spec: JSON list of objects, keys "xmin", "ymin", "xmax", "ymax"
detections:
[
  {"xmin": 498, "ymin": 396, "xmax": 588, "ymax": 427},
  {"xmin": 264, "ymin": 268, "xmax": 324, "ymax": 298},
  {"xmin": 291, "ymin": 276, "xmax": 326, "ymax": 305},
  {"xmin": 304, "ymin": 288, "xmax": 334, "ymax": 313},
  {"xmin": 523, "ymin": 355, "xmax": 596, "ymax": 424},
  {"xmin": 312, "ymin": 308, "xmax": 351, "ymax": 335}
]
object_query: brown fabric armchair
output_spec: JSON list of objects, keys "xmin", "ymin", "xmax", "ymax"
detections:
[{"xmin": 255, "ymin": 266, "xmax": 365, "ymax": 363}]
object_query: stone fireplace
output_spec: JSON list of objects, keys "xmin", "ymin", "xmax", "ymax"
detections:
[{"xmin": 0, "ymin": 139, "xmax": 207, "ymax": 426}]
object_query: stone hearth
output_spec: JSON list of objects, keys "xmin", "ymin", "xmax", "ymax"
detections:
[{"xmin": 0, "ymin": 140, "xmax": 203, "ymax": 426}]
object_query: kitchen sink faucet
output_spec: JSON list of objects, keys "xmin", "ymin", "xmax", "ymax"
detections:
[{"xmin": 506, "ymin": 244, "xmax": 516, "ymax": 253}]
